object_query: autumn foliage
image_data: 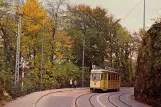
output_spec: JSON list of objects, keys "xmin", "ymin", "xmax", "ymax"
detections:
[
  {"xmin": 0, "ymin": 0, "xmax": 138, "ymax": 102},
  {"xmin": 22, "ymin": 0, "xmax": 50, "ymax": 32}
]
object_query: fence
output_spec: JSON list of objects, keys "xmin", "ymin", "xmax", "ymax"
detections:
[{"xmin": 6, "ymin": 83, "xmax": 55, "ymax": 99}]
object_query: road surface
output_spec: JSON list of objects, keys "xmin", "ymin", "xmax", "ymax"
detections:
[{"xmin": 35, "ymin": 87, "xmax": 150, "ymax": 107}]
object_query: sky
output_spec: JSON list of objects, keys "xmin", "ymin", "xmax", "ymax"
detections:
[{"xmin": 68, "ymin": 0, "xmax": 161, "ymax": 33}]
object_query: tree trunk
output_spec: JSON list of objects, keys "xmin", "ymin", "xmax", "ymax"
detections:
[
  {"xmin": 0, "ymin": 76, "xmax": 4, "ymax": 100},
  {"xmin": 33, "ymin": 50, "xmax": 36, "ymax": 66},
  {"xmin": 110, "ymin": 32, "xmax": 113, "ymax": 67},
  {"xmin": 51, "ymin": 27, "xmax": 56, "ymax": 63}
]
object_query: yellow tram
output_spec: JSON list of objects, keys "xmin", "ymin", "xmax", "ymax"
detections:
[{"xmin": 90, "ymin": 67, "xmax": 120, "ymax": 91}]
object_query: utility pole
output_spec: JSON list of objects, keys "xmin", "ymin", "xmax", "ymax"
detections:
[
  {"xmin": 15, "ymin": 0, "xmax": 22, "ymax": 85},
  {"xmin": 40, "ymin": 19, "xmax": 45, "ymax": 88},
  {"xmin": 82, "ymin": 33, "xmax": 85, "ymax": 87},
  {"xmin": 21, "ymin": 62, "xmax": 24, "ymax": 91},
  {"xmin": 143, "ymin": 0, "xmax": 145, "ymax": 30}
]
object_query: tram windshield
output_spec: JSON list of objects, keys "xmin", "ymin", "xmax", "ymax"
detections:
[{"xmin": 90, "ymin": 73, "xmax": 101, "ymax": 80}]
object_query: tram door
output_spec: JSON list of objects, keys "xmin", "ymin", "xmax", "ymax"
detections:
[{"xmin": 102, "ymin": 73, "xmax": 107, "ymax": 90}]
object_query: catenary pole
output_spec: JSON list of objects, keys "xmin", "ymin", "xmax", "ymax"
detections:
[
  {"xmin": 40, "ymin": 15, "xmax": 46, "ymax": 90},
  {"xmin": 143, "ymin": 0, "xmax": 145, "ymax": 30},
  {"xmin": 21, "ymin": 62, "xmax": 24, "ymax": 91},
  {"xmin": 82, "ymin": 32, "xmax": 85, "ymax": 87},
  {"xmin": 15, "ymin": 0, "xmax": 22, "ymax": 85},
  {"xmin": 40, "ymin": 19, "xmax": 45, "ymax": 88}
]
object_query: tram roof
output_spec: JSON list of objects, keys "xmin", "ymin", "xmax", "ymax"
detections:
[{"xmin": 91, "ymin": 69, "xmax": 118, "ymax": 73}]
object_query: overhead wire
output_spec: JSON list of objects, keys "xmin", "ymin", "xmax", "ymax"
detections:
[
  {"xmin": 155, "ymin": 10, "xmax": 161, "ymax": 17},
  {"xmin": 67, "ymin": 0, "xmax": 71, "ymax": 5},
  {"xmin": 67, "ymin": 0, "xmax": 94, "ymax": 7},
  {"xmin": 122, "ymin": 0, "xmax": 143, "ymax": 21},
  {"xmin": 90, "ymin": 0, "xmax": 94, "ymax": 7}
]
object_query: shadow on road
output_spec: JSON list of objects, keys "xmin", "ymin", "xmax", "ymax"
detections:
[{"xmin": 91, "ymin": 89, "xmax": 119, "ymax": 93}]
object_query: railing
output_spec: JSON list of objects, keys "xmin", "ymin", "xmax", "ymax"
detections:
[{"xmin": 6, "ymin": 83, "xmax": 55, "ymax": 99}]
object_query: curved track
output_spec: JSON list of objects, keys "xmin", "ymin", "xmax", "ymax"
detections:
[
  {"xmin": 5, "ymin": 87, "xmax": 149, "ymax": 107},
  {"xmin": 34, "ymin": 88, "xmax": 148, "ymax": 107},
  {"xmin": 75, "ymin": 93, "xmax": 97, "ymax": 107},
  {"xmin": 118, "ymin": 93, "xmax": 132, "ymax": 107},
  {"xmin": 107, "ymin": 93, "xmax": 118, "ymax": 107},
  {"xmin": 34, "ymin": 88, "xmax": 88, "ymax": 107},
  {"xmin": 107, "ymin": 92, "xmax": 133, "ymax": 107}
]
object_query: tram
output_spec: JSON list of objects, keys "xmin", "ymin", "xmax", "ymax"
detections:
[{"xmin": 90, "ymin": 66, "xmax": 120, "ymax": 91}]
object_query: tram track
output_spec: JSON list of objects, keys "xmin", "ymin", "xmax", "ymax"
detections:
[
  {"xmin": 118, "ymin": 93, "xmax": 132, "ymax": 107},
  {"xmin": 75, "ymin": 92, "xmax": 97, "ymax": 107},
  {"xmin": 34, "ymin": 88, "xmax": 133, "ymax": 107},
  {"xmin": 75, "ymin": 91, "xmax": 133, "ymax": 107},
  {"xmin": 107, "ymin": 93, "xmax": 118, "ymax": 107},
  {"xmin": 33, "ymin": 88, "xmax": 89, "ymax": 107},
  {"xmin": 89, "ymin": 93, "xmax": 98, "ymax": 107},
  {"xmin": 107, "ymin": 92, "xmax": 132, "ymax": 107}
]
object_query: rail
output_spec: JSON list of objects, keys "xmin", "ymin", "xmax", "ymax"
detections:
[{"xmin": 75, "ymin": 92, "xmax": 97, "ymax": 107}]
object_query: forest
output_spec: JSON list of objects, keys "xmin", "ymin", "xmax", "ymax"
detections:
[{"xmin": 1, "ymin": 0, "xmax": 158, "ymax": 106}]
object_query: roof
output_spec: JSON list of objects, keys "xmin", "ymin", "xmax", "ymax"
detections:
[{"xmin": 91, "ymin": 69, "xmax": 118, "ymax": 73}]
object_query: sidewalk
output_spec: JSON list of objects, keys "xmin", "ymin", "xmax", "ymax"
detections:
[{"xmin": 3, "ymin": 88, "xmax": 75, "ymax": 107}]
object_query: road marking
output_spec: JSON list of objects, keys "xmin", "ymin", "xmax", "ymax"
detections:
[{"xmin": 97, "ymin": 94, "xmax": 106, "ymax": 107}]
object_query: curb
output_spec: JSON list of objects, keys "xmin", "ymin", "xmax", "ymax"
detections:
[{"xmin": 32, "ymin": 89, "xmax": 71, "ymax": 107}]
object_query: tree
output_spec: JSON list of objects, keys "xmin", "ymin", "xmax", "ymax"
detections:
[
  {"xmin": 66, "ymin": 5, "xmax": 136, "ymax": 86},
  {"xmin": 0, "ymin": 0, "xmax": 17, "ymax": 86},
  {"xmin": 54, "ymin": 32, "xmax": 72, "ymax": 62},
  {"xmin": 17, "ymin": 0, "xmax": 51, "ymax": 86},
  {"xmin": 0, "ymin": 0, "xmax": 10, "ymax": 19},
  {"xmin": 21, "ymin": 0, "xmax": 49, "ymax": 64},
  {"xmin": 67, "ymin": 5, "xmax": 109, "ymax": 67},
  {"xmin": 46, "ymin": 0, "xmax": 67, "ymax": 63},
  {"xmin": 135, "ymin": 22, "xmax": 161, "ymax": 106},
  {"xmin": 0, "ymin": 0, "xmax": 14, "ymax": 104},
  {"xmin": 20, "ymin": 0, "xmax": 73, "ymax": 87}
]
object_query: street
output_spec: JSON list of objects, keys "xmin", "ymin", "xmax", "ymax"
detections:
[{"xmin": 34, "ymin": 88, "xmax": 150, "ymax": 107}]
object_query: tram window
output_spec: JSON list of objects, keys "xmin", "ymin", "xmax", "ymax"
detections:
[
  {"xmin": 101, "ymin": 74, "xmax": 104, "ymax": 80},
  {"xmin": 111, "ymin": 75, "xmax": 113, "ymax": 80},
  {"xmin": 91, "ymin": 73, "xmax": 101, "ymax": 80},
  {"xmin": 102, "ymin": 73, "xmax": 107, "ymax": 80},
  {"xmin": 105, "ymin": 73, "xmax": 107, "ymax": 79},
  {"xmin": 108, "ymin": 74, "xmax": 110, "ymax": 80}
]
